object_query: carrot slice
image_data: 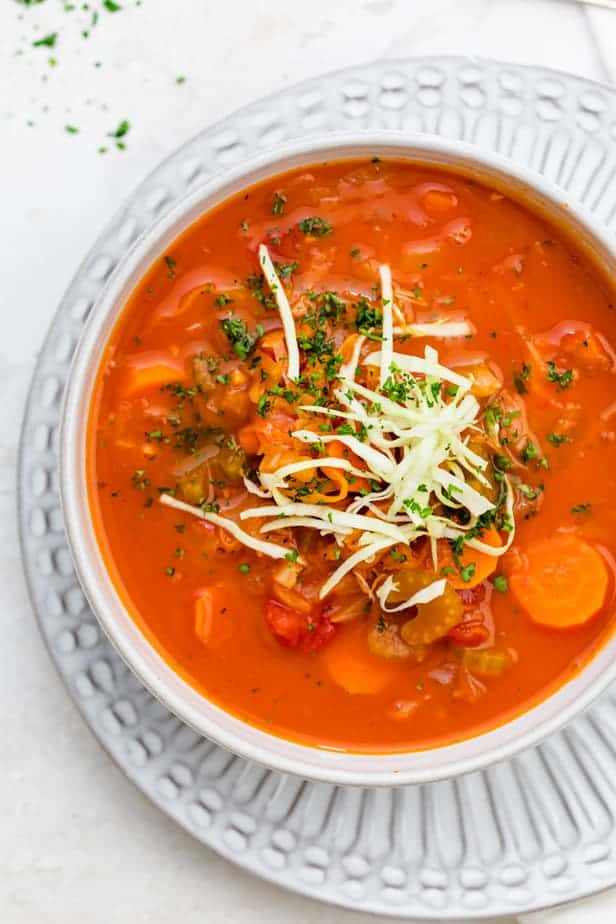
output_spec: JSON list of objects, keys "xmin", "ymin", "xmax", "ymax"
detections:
[
  {"xmin": 124, "ymin": 359, "xmax": 186, "ymax": 396},
  {"xmin": 509, "ymin": 533, "xmax": 608, "ymax": 628},
  {"xmin": 437, "ymin": 525, "xmax": 502, "ymax": 590},
  {"xmin": 323, "ymin": 628, "xmax": 393, "ymax": 694}
]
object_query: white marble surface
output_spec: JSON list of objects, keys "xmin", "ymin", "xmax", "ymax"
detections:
[{"xmin": 2, "ymin": 1, "xmax": 616, "ymax": 921}]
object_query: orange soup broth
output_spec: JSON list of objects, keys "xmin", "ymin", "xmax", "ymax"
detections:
[{"xmin": 88, "ymin": 159, "xmax": 616, "ymax": 752}]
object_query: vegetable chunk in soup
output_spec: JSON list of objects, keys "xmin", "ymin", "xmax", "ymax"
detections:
[{"xmin": 88, "ymin": 159, "xmax": 616, "ymax": 752}]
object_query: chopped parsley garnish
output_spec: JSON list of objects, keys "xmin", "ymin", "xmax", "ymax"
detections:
[
  {"xmin": 221, "ymin": 316, "xmax": 259, "ymax": 360},
  {"xmin": 33, "ymin": 33, "xmax": 57, "ymax": 48},
  {"xmin": 547, "ymin": 432, "xmax": 572, "ymax": 447},
  {"xmin": 163, "ymin": 255, "xmax": 176, "ymax": 278},
  {"xmin": 355, "ymin": 297, "xmax": 382, "ymax": 335},
  {"xmin": 214, "ymin": 293, "xmax": 233, "ymax": 307},
  {"xmin": 521, "ymin": 441, "xmax": 539, "ymax": 463},
  {"xmin": 272, "ymin": 191, "xmax": 287, "ymax": 215},
  {"xmin": 65, "ymin": 125, "xmax": 79, "ymax": 134},
  {"xmin": 239, "ymin": 563, "xmax": 251, "ymax": 574},
  {"xmin": 285, "ymin": 549, "xmax": 299, "ymax": 563},
  {"xmin": 389, "ymin": 548, "xmax": 408, "ymax": 564},
  {"xmin": 275, "ymin": 261, "xmax": 297, "ymax": 279},
  {"xmin": 109, "ymin": 119, "xmax": 130, "ymax": 139},
  {"xmin": 546, "ymin": 361, "xmax": 574, "ymax": 390},
  {"xmin": 493, "ymin": 453, "xmax": 513, "ymax": 473},
  {"xmin": 403, "ymin": 498, "xmax": 433, "ymax": 519},
  {"xmin": 256, "ymin": 393, "xmax": 271, "ymax": 417},
  {"xmin": 516, "ymin": 481, "xmax": 542, "ymax": 500},
  {"xmin": 103, "ymin": 0, "xmax": 122, "ymax": 9},
  {"xmin": 165, "ymin": 566, "xmax": 175, "ymax": 577},
  {"xmin": 459, "ymin": 562, "xmax": 476, "ymax": 584},
  {"xmin": 131, "ymin": 469, "xmax": 150, "ymax": 490},
  {"xmin": 493, "ymin": 575, "xmax": 508, "ymax": 593},
  {"xmin": 298, "ymin": 216, "xmax": 332, "ymax": 237},
  {"xmin": 513, "ymin": 362, "xmax": 531, "ymax": 395},
  {"xmin": 571, "ymin": 502, "xmax": 591, "ymax": 514},
  {"xmin": 246, "ymin": 272, "xmax": 275, "ymax": 309}
]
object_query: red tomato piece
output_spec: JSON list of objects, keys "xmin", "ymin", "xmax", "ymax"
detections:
[
  {"xmin": 447, "ymin": 620, "xmax": 490, "ymax": 647},
  {"xmin": 265, "ymin": 600, "xmax": 336, "ymax": 651},
  {"xmin": 265, "ymin": 600, "xmax": 305, "ymax": 647},
  {"xmin": 303, "ymin": 617, "xmax": 336, "ymax": 653}
]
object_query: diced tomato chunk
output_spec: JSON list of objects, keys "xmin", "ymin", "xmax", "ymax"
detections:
[
  {"xmin": 304, "ymin": 617, "xmax": 336, "ymax": 653},
  {"xmin": 447, "ymin": 619, "xmax": 490, "ymax": 647},
  {"xmin": 265, "ymin": 600, "xmax": 335, "ymax": 651},
  {"xmin": 266, "ymin": 600, "xmax": 304, "ymax": 647}
]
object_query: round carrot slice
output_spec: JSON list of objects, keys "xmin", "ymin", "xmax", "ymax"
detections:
[
  {"xmin": 322, "ymin": 626, "xmax": 393, "ymax": 695},
  {"xmin": 509, "ymin": 533, "xmax": 609, "ymax": 628},
  {"xmin": 438, "ymin": 525, "xmax": 502, "ymax": 590}
]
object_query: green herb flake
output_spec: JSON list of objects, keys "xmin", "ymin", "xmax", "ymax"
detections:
[
  {"xmin": 65, "ymin": 125, "xmax": 79, "ymax": 134},
  {"xmin": 298, "ymin": 216, "xmax": 333, "ymax": 237},
  {"xmin": 571, "ymin": 502, "xmax": 591, "ymax": 514},
  {"xmin": 33, "ymin": 33, "xmax": 57, "ymax": 48},
  {"xmin": 275, "ymin": 261, "xmax": 297, "ymax": 279},
  {"xmin": 516, "ymin": 481, "xmax": 542, "ymax": 500},
  {"xmin": 547, "ymin": 432, "xmax": 572, "ymax": 447},
  {"xmin": 109, "ymin": 119, "xmax": 130, "ymax": 139},
  {"xmin": 221, "ymin": 316, "xmax": 259, "ymax": 361},
  {"xmin": 256, "ymin": 393, "xmax": 271, "ymax": 417},
  {"xmin": 493, "ymin": 575, "xmax": 509, "ymax": 593},
  {"xmin": 103, "ymin": 0, "xmax": 122, "ymax": 10},
  {"xmin": 163, "ymin": 255, "xmax": 176, "ymax": 278},
  {"xmin": 513, "ymin": 362, "xmax": 531, "ymax": 395},
  {"xmin": 165, "ymin": 566, "xmax": 176, "ymax": 577},
  {"xmin": 521, "ymin": 441, "xmax": 539, "ymax": 463},
  {"xmin": 272, "ymin": 191, "xmax": 287, "ymax": 216},
  {"xmin": 239, "ymin": 563, "xmax": 251, "ymax": 574},
  {"xmin": 459, "ymin": 562, "xmax": 476, "ymax": 584},
  {"xmin": 546, "ymin": 361, "xmax": 574, "ymax": 390}
]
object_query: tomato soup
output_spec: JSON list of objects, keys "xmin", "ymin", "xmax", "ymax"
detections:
[{"xmin": 88, "ymin": 159, "xmax": 616, "ymax": 752}]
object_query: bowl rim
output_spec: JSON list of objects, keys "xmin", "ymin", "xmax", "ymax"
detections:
[{"xmin": 60, "ymin": 130, "xmax": 616, "ymax": 786}]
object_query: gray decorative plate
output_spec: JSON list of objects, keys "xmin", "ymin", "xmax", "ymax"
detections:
[{"xmin": 18, "ymin": 56, "xmax": 616, "ymax": 919}]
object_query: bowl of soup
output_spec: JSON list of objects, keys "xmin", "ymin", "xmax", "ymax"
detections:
[{"xmin": 60, "ymin": 133, "xmax": 616, "ymax": 785}]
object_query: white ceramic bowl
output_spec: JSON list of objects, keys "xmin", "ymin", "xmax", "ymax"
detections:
[{"xmin": 60, "ymin": 132, "xmax": 616, "ymax": 786}]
